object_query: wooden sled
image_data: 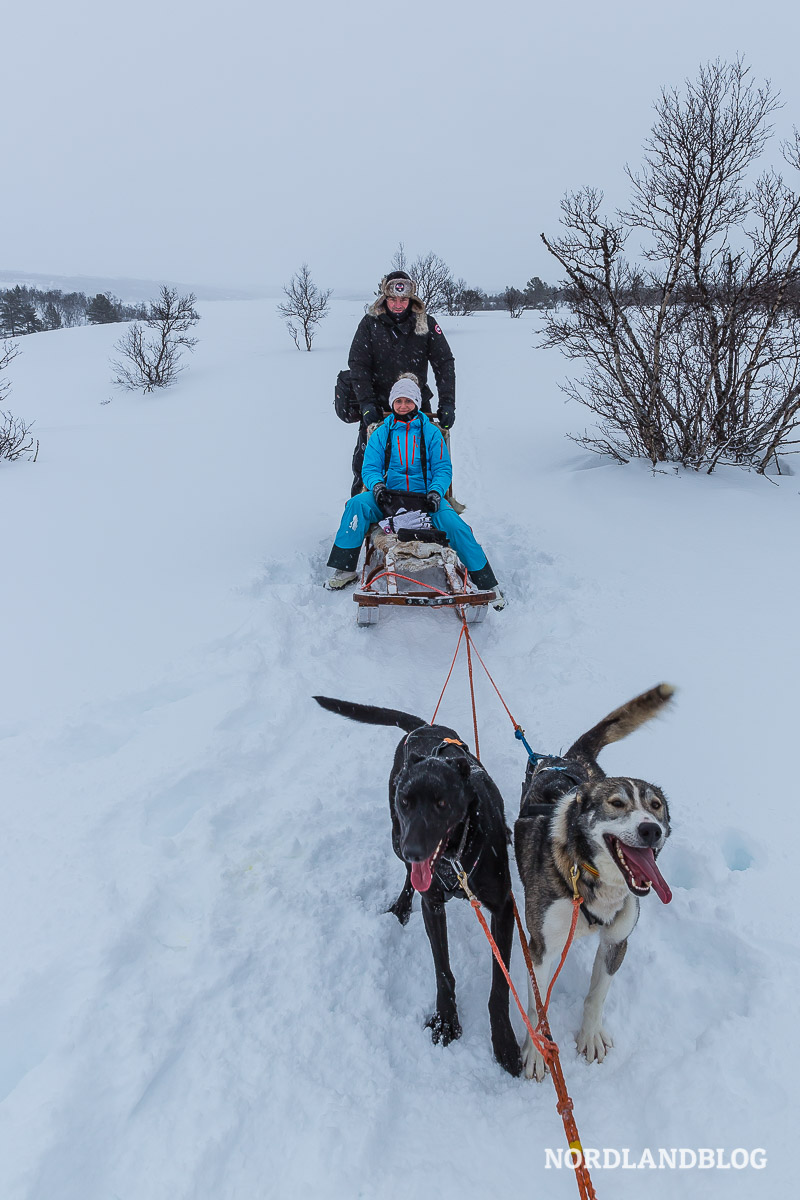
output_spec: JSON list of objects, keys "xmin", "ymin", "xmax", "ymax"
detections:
[{"xmin": 352, "ymin": 527, "xmax": 495, "ymax": 627}]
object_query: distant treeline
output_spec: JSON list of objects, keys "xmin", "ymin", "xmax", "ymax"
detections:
[
  {"xmin": 557, "ymin": 277, "xmax": 800, "ymax": 313},
  {"xmin": 471, "ymin": 276, "xmax": 800, "ymax": 317},
  {"xmin": 0, "ymin": 285, "xmax": 147, "ymax": 337},
  {"xmin": 472, "ymin": 277, "xmax": 564, "ymax": 315}
]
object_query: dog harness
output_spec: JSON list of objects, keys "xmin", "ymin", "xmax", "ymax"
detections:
[
  {"xmin": 573, "ymin": 874, "xmax": 603, "ymax": 926},
  {"xmin": 400, "ymin": 733, "xmax": 482, "ymax": 894},
  {"xmin": 401, "ymin": 731, "xmax": 470, "ymax": 765},
  {"xmin": 437, "ymin": 817, "xmax": 474, "ymax": 894},
  {"xmin": 518, "ymin": 801, "xmax": 605, "ymax": 925}
]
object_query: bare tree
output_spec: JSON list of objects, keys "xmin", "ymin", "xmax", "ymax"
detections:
[
  {"xmin": 441, "ymin": 276, "xmax": 462, "ymax": 315},
  {"xmin": 541, "ymin": 59, "xmax": 800, "ymax": 473},
  {"xmin": 0, "ymin": 343, "xmax": 33, "ymax": 465},
  {"xmin": 0, "ymin": 339, "xmax": 19, "ymax": 405},
  {"xmin": 113, "ymin": 286, "xmax": 200, "ymax": 393},
  {"xmin": 460, "ymin": 287, "xmax": 486, "ymax": 315},
  {"xmin": 278, "ymin": 264, "xmax": 332, "ymax": 351},
  {"xmin": 62, "ymin": 291, "xmax": 90, "ymax": 327},
  {"xmin": 502, "ymin": 286, "xmax": 525, "ymax": 318},
  {"xmin": 439, "ymin": 277, "xmax": 487, "ymax": 316},
  {"xmin": 388, "ymin": 247, "xmax": 460, "ymax": 312},
  {"xmin": 1, "ymin": 410, "xmax": 38, "ymax": 463},
  {"xmin": 391, "ymin": 242, "xmax": 408, "ymax": 272},
  {"xmin": 408, "ymin": 251, "xmax": 454, "ymax": 313}
]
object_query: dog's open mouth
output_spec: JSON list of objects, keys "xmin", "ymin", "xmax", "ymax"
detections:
[
  {"xmin": 604, "ymin": 835, "xmax": 672, "ymax": 903},
  {"xmin": 409, "ymin": 836, "xmax": 448, "ymax": 893}
]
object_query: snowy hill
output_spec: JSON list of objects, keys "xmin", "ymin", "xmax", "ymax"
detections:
[{"xmin": 0, "ymin": 301, "xmax": 795, "ymax": 1199}]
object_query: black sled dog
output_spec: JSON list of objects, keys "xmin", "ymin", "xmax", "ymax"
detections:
[
  {"xmin": 313, "ymin": 695, "xmax": 522, "ymax": 1077},
  {"xmin": 514, "ymin": 683, "xmax": 674, "ymax": 1080}
]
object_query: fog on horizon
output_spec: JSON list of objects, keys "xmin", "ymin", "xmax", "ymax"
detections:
[{"xmin": 5, "ymin": 0, "xmax": 800, "ymax": 296}]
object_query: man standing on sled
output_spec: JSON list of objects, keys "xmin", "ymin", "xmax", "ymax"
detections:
[
  {"xmin": 344, "ymin": 270, "xmax": 456, "ymax": 495},
  {"xmin": 325, "ymin": 377, "xmax": 503, "ymax": 607}
]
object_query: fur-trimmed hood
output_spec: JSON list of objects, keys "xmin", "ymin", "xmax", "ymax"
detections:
[{"xmin": 368, "ymin": 294, "xmax": 429, "ymax": 336}]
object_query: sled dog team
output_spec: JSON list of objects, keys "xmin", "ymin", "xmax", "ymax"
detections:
[
  {"xmin": 314, "ymin": 684, "xmax": 673, "ymax": 1078},
  {"xmin": 317, "ymin": 269, "xmax": 675, "ymax": 1078}
]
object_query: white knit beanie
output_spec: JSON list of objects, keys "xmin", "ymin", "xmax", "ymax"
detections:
[
  {"xmin": 388, "ymin": 376, "xmax": 424, "ymax": 410},
  {"xmin": 388, "ymin": 378, "xmax": 422, "ymax": 408}
]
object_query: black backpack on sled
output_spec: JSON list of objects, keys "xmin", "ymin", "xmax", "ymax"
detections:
[
  {"xmin": 334, "ymin": 368, "xmax": 435, "ymax": 424},
  {"xmin": 334, "ymin": 370, "xmax": 361, "ymax": 423}
]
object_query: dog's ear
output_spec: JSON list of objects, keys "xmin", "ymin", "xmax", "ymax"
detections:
[{"xmin": 457, "ymin": 758, "xmax": 471, "ymax": 780}]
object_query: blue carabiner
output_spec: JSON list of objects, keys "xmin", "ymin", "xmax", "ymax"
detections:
[{"xmin": 514, "ymin": 725, "xmax": 547, "ymax": 766}]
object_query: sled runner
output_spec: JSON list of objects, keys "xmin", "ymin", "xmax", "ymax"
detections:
[{"xmin": 352, "ymin": 527, "xmax": 495, "ymax": 626}]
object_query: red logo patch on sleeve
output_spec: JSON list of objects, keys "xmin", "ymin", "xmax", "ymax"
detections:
[{"xmin": 434, "ymin": 324, "xmax": 442, "ymax": 334}]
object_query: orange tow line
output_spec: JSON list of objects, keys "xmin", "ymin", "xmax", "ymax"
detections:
[{"xmin": 437, "ymin": 611, "xmax": 598, "ymax": 1200}]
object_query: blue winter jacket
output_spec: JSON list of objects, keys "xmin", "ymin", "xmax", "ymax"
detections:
[{"xmin": 361, "ymin": 412, "xmax": 452, "ymax": 497}]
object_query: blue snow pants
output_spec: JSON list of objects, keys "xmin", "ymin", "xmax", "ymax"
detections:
[{"xmin": 327, "ymin": 495, "xmax": 489, "ymax": 574}]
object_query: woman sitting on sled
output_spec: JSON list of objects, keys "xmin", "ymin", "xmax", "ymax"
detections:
[{"xmin": 325, "ymin": 375, "xmax": 504, "ymax": 607}]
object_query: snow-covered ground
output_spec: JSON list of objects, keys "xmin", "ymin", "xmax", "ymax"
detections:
[{"xmin": 1, "ymin": 300, "xmax": 796, "ymax": 1199}]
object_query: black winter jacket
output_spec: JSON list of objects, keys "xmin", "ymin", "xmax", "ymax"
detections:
[{"xmin": 347, "ymin": 299, "xmax": 455, "ymax": 419}]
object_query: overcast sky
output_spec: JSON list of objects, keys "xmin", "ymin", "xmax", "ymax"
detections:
[{"xmin": 5, "ymin": 0, "xmax": 800, "ymax": 295}]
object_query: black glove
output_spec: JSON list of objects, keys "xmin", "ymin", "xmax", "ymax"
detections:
[
  {"xmin": 437, "ymin": 405, "xmax": 455, "ymax": 430},
  {"xmin": 426, "ymin": 491, "xmax": 441, "ymax": 513},
  {"xmin": 372, "ymin": 482, "xmax": 391, "ymax": 515},
  {"xmin": 361, "ymin": 403, "xmax": 380, "ymax": 427}
]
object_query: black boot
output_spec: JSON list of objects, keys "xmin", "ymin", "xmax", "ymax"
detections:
[
  {"xmin": 327, "ymin": 545, "xmax": 360, "ymax": 571},
  {"xmin": 469, "ymin": 561, "xmax": 498, "ymax": 590}
]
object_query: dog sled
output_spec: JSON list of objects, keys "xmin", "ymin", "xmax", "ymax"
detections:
[
  {"xmin": 352, "ymin": 526, "xmax": 496, "ymax": 626},
  {"xmin": 350, "ymin": 419, "xmax": 495, "ymax": 625}
]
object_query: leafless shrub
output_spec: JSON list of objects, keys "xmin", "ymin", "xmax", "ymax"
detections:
[
  {"xmin": 408, "ymin": 251, "xmax": 453, "ymax": 313},
  {"xmin": 0, "ymin": 342, "xmax": 34, "ymax": 466},
  {"xmin": 278, "ymin": 264, "xmax": 331, "ymax": 351},
  {"xmin": 441, "ymin": 277, "xmax": 483, "ymax": 316},
  {"xmin": 391, "ymin": 244, "xmax": 470, "ymax": 313},
  {"xmin": 1, "ymin": 338, "xmax": 19, "ymax": 404},
  {"xmin": 503, "ymin": 286, "xmax": 525, "ymax": 318},
  {"xmin": 113, "ymin": 286, "xmax": 199, "ymax": 392},
  {"xmin": 440, "ymin": 276, "xmax": 461, "ymax": 315},
  {"xmin": 460, "ymin": 287, "xmax": 486, "ymax": 315},
  {"xmin": 391, "ymin": 242, "xmax": 408, "ymax": 272},
  {"xmin": 541, "ymin": 59, "xmax": 800, "ymax": 473},
  {"xmin": 1, "ymin": 410, "xmax": 38, "ymax": 463}
]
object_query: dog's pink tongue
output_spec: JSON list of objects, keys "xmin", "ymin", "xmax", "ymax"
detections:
[
  {"xmin": 410, "ymin": 857, "xmax": 434, "ymax": 893},
  {"xmin": 623, "ymin": 845, "xmax": 672, "ymax": 903}
]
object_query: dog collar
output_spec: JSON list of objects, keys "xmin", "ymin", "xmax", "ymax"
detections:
[
  {"xmin": 451, "ymin": 817, "xmax": 470, "ymax": 862},
  {"xmin": 439, "ymin": 817, "xmax": 473, "ymax": 889}
]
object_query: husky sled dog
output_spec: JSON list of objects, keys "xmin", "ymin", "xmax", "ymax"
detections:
[
  {"xmin": 313, "ymin": 695, "xmax": 522, "ymax": 1076},
  {"xmin": 514, "ymin": 683, "xmax": 674, "ymax": 1081}
]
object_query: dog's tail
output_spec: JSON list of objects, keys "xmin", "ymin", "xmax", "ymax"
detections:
[
  {"xmin": 313, "ymin": 695, "xmax": 427, "ymax": 734},
  {"xmin": 566, "ymin": 683, "xmax": 675, "ymax": 763}
]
